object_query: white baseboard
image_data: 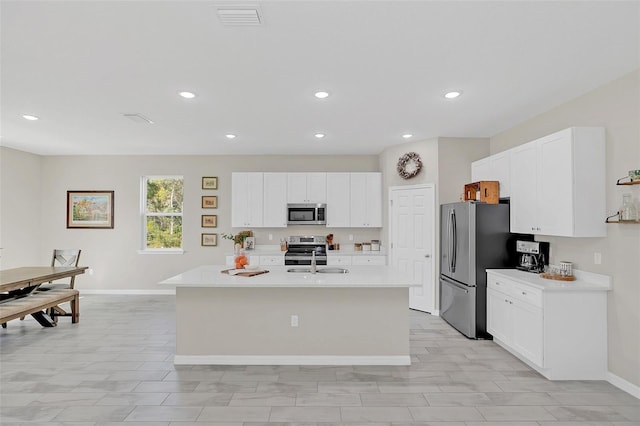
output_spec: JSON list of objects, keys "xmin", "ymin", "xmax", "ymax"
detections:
[
  {"xmin": 608, "ymin": 371, "xmax": 640, "ymax": 399},
  {"xmin": 80, "ymin": 289, "xmax": 175, "ymax": 295},
  {"xmin": 174, "ymin": 355, "xmax": 411, "ymax": 366}
]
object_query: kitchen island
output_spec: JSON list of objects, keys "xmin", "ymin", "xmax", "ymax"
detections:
[{"xmin": 160, "ymin": 265, "xmax": 414, "ymax": 365}]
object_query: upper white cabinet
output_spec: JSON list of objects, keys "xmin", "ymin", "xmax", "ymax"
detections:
[
  {"xmin": 510, "ymin": 127, "xmax": 606, "ymax": 237},
  {"xmin": 471, "ymin": 151, "xmax": 511, "ymax": 198},
  {"xmin": 350, "ymin": 172, "xmax": 382, "ymax": 227},
  {"xmin": 231, "ymin": 173, "xmax": 264, "ymax": 227},
  {"xmin": 263, "ymin": 173, "xmax": 287, "ymax": 227},
  {"xmin": 287, "ymin": 173, "xmax": 327, "ymax": 203},
  {"xmin": 326, "ymin": 173, "xmax": 351, "ymax": 227}
]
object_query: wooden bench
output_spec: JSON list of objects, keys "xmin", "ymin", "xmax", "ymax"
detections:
[{"xmin": 0, "ymin": 289, "xmax": 79, "ymax": 327}]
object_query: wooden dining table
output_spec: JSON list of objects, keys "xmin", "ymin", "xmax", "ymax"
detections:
[{"xmin": 0, "ymin": 266, "xmax": 88, "ymax": 326}]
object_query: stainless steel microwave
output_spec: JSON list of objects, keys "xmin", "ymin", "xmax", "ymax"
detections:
[{"xmin": 287, "ymin": 203, "xmax": 326, "ymax": 225}]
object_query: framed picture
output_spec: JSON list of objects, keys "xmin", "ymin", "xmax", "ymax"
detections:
[
  {"xmin": 201, "ymin": 233, "xmax": 218, "ymax": 246},
  {"xmin": 244, "ymin": 236, "xmax": 255, "ymax": 250},
  {"xmin": 202, "ymin": 196, "xmax": 217, "ymax": 209},
  {"xmin": 202, "ymin": 176, "xmax": 218, "ymax": 190},
  {"xmin": 67, "ymin": 190, "xmax": 114, "ymax": 229},
  {"xmin": 201, "ymin": 214, "xmax": 217, "ymax": 228}
]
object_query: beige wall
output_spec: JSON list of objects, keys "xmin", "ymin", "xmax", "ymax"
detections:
[
  {"xmin": 0, "ymin": 151, "xmax": 380, "ymax": 290},
  {"xmin": 490, "ymin": 70, "xmax": 640, "ymax": 387},
  {"xmin": 0, "ymin": 148, "xmax": 42, "ymax": 268}
]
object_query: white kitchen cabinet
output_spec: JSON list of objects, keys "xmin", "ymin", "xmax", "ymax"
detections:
[
  {"xmin": 326, "ymin": 173, "xmax": 350, "ymax": 227},
  {"xmin": 486, "ymin": 270, "xmax": 609, "ymax": 380},
  {"xmin": 259, "ymin": 255, "xmax": 284, "ymax": 266},
  {"xmin": 327, "ymin": 255, "xmax": 352, "ymax": 266},
  {"xmin": 231, "ymin": 173, "xmax": 263, "ymax": 227},
  {"xmin": 287, "ymin": 173, "xmax": 326, "ymax": 203},
  {"xmin": 471, "ymin": 151, "xmax": 511, "ymax": 198},
  {"xmin": 510, "ymin": 127, "xmax": 606, "ymax": 237},
  {"xmin": 350, "ymin": 172, "xmax": 382, "ymax": 227},
  {"xmin": 488, "ymin": 276, "xmax": 544, "ymax": 367},
  {"xmin": 263, "ymin": 173, "xmax": 287, "ymax": 227},
  {"xmin": 351, "ymin": 255, "xmax": 386, "ymax": 266}
]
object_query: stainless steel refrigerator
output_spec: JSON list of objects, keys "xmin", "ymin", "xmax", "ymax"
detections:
[{"xmin": 440, "ymin": 201, "xmax": 519, "ymax": 339}]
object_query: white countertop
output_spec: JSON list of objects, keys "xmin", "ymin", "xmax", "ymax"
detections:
[
  {"xmin": 160, "ymin": 265, "xmax": 412, "ymax": 288},
  {"xmin": 486, "ymin": 268, "xmax": 611, "ymax": 291},
  {"xmin": 229, "ymin": 247, "xmax": 387, "ymax": 257}
]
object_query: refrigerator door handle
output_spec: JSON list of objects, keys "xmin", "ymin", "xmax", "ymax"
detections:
[
  {"xmin": 441, "ymin": 275, "xmax": 470, "ymax": 293},
  {"xmin": 445, "ymin": 209, "xmax": 452, "ymax": 273},
  {"xmin": 451, "ymin": 209, "xmax": 457, "ymax": 273}
]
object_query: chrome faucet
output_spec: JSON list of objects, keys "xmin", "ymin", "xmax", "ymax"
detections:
[{"xmin": 311, "ymin": 250, "xmax": 317, "ymax": 274}]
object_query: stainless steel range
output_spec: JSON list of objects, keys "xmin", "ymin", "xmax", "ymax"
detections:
[{"xmin": 284, "ymin": 236, "xmax": 327, "ymax": 266}]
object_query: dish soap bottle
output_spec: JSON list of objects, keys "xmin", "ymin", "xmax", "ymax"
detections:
[{"xmin": 620, "ymin": 193, "xmax": 638, "ymax": 221}]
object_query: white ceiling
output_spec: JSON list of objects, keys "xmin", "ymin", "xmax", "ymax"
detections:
[{"xmin": 1, "ymin": 1, "xmax": 638, "ymax": 156}]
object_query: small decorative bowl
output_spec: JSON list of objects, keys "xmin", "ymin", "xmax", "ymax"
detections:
[{"xmin": 629, "ymin": 170, "xmax": 640, "ymax": 182}]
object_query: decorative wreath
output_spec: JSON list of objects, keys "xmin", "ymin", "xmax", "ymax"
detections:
[{"xmin": 397, "ymin": 152, "xmax": 423, "ymax": 179}]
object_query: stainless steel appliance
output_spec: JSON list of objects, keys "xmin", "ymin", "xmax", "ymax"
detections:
[
  {"xmin": 440, "ymin": 201, "xmax": 520, "ymax": 339},
  {"xmin": 287, "ymin": 203, "xmax": 327, "ymax": 225},
  {"xmin": 516, "ymin": 240, "xmax": 549, "ymax": 273},
  {"xmin": 284, "ymin": 236, "xmax": 327, "ymax": 265}
]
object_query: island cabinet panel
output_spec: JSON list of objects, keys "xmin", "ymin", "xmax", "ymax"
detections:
[
  {"xmin": 175, "ymin": 286, "xmax": 409, "ymax": 364},
  {"xmin": 161, "ymin": 265, "xmax": 413, "ymax": 366},
  {"xmin": 486, "ymin": 270, "xmax": 608, "ymax": 380},
  {"xmin": 231, "ymin": 172, "xmax": 264, "ymax": 227},
  {"xmin": 509, "ymin": 127, "xmax": 606, "ymax": 237}
]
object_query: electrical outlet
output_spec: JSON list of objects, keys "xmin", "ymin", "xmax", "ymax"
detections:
[
  {"xmin": 290, "ymin": 315, "xmax": 299, "ymax": 327},
  {"xmin": 594, "ymin": 252, "xmax": 602, "ymax": 265},
  {"xmin": 348, "ymin": 234, "xmax": 353, "ymax": 241},
  {"xmin": 268, "ymin": 233, "xmax": 273, "ymax": 241}
]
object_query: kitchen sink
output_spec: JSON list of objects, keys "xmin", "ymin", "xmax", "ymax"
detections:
[{"xmin": 287, "ymin": 267, "xmax": 349, "ymax": 274}]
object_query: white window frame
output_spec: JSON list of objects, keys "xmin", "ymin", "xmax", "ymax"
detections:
[{"xmin": 139, "ymin": 175, "xmax": 184, "ymax": 254}]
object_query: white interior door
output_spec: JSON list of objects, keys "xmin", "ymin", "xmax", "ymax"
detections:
[{"xmin": 390, "ymin": 184, "xmax": 435, "ymax": 313}]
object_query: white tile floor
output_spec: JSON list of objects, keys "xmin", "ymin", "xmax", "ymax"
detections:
[{"xmin": 1, "ymin": 294, "xmax": 638, "ymax": 425}]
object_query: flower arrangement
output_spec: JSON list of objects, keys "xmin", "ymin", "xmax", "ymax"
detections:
[{"xmin": 221, "ymin": 230, "xmax": 253, "ymax": 251}]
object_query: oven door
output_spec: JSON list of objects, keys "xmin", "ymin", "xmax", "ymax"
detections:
[{"xmin": 439, "ymin": 275, "xmax": 477, "ymax": 338}]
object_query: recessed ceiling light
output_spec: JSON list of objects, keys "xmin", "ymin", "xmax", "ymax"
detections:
[
  {"xmin": 22, "ymin": 114, "xmax": 39, "ymax": 121},
  {"xmin": 225, "ymin": 134, "xmax": 237, "ymax": 139},
  {"xmin": 444, "ymin": 91, "xmax": 462, "ymax": 99},
  {"xmin": 314, "ymin": 91, "xmax": 330, "ymax": 99},
  {"xmin": 402, "ymin": 134, "xmax": 413, "ymax": 139},
  {"xmin": 314, "ymin": 133, "xmax": 326, "ymax": 139},
  {"xmin": 179, "ymin": 91, "xmax": 196, "ymax": 99}
]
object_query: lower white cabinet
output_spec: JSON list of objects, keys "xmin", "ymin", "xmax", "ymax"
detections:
[
  {"xmin": 225, "ymin": 254, "xmax": 283, "ymax": 267},
  {"xmin": 351, "ymin": 255, "xmax": 386, "ymax": 266},
  {"xmin": 259, "ymin": 255, "xmax": 285, "ymax": 266},
  {"xmin": 486, "ymin": 270, "xmax": 608, "ymax": 380},
  {"xmin": 327, "ymin": 255, "xmax": 352, "ymax": 266}
]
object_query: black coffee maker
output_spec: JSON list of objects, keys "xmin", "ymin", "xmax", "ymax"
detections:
[{"xmin": 515, "ymin": 240, "xmax": 550, "ymax": 273}]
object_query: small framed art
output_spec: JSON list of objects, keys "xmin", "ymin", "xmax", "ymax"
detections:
[
  {"xmin": 67, "ymin": 190, "xmax": 114, "ymax": 229},
  {"xmin": 202, "ymin": 176, "xmax": 218, "ymax": 190},
  {"xmin": 201, "ymin": 233, "xmax": 218, "ymax": 246},
  {"xmin": 201, "ymin": 214, "xmax": 217, "ymax": 228},
  {"xmin": 202, "ymin": 196, "xmax": 217, "ymax": 209}
]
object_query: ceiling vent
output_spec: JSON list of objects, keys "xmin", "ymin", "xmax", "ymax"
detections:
[
  {"xmin": 122, "ymin": 113, "xmax": 154, "ymax": 124},
  {"xmin": 217, "ymin": 8, "xmax": 262, "ymax": 26}
]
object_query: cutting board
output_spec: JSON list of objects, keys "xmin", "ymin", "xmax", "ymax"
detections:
[
  {"xmin": 540, "ymin": 273, "xmax": 576, "ymax": 281},
  {"xmin": 221, "ymin": 269, "xmax": 269, "ymax": 277}
]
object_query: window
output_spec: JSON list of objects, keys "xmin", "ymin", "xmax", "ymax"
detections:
[{"xmin": 141, "ymin": 176, "xmax": 184, "ymax": 251}]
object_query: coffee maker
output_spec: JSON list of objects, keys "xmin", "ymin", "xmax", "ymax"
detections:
[{"xmin": 516, "ymin": 240, "xmax": 549, "ymax": 273}]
